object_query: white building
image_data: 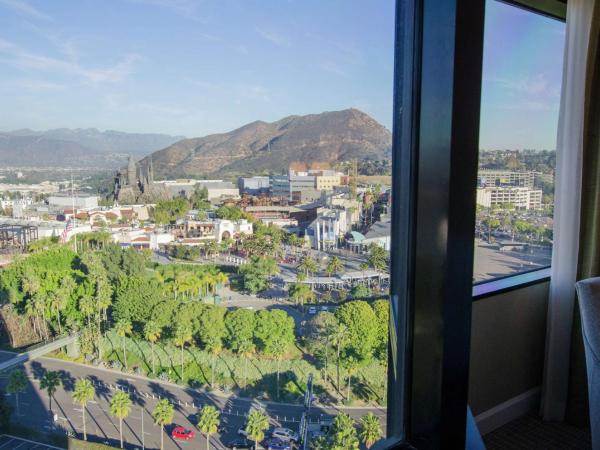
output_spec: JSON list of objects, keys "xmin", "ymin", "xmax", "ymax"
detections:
[
  {"xmin": 476, "ymin": 187, "xmax": 543, "ymax": 210},
  {"xmin": 306, "ymin": 209, "xmax": 349, "ymax": 250},
  {"xmin": 48, "ymin": 193, "xmax": 99, "ymax": 209}
]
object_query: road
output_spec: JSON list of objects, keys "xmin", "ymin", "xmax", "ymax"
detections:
[{"xmin": 0, "ymin": 356, "xmax": 386, "ymax": 450}]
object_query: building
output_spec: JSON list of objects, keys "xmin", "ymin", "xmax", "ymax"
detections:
[
  {"xmin": 477, "ymin": 170, "xmax": 536, "ymax": 189},
  {"xmin": 306, "ymin": 209, "xmax": 349, "ymax": 250},
  {"xmin": 476, "ymin": 186, "xmax": 543, "ymax": 210},
  {"xmin": 270, "ymin": 176, "xmax": 291, "ymax": 200},
  {"xmin": 48, "ymin": 193, "xmax": 99, "ymax": 209},
  {"xmin": 170, "ymin": 218, "xmax": 253, "ymax": 244},
  {"xmin": 113, "ymin": 156, "xmax": 170, "ymax": 204},
  {"xmin": 154, "ymin": 179, "xmax": 240, "ymax": 201},
  {"xmin": 239, "ymin": 176, "xmax": 271, "ymax": 195}
]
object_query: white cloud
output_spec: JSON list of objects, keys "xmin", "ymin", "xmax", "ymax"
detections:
[
  {"xmin": 0, "ymin": 0, "xmax": 50, "ymax": 21},
  {"xmin": 0, "ymin": 38, "xmax": 140, "ymax": 84},
  {"xmin": 255, "ymin": 27, "xmax": 290, "ymax": 47}
]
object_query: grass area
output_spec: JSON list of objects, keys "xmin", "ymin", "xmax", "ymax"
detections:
[
  {"xmin": 48, "ymin": 331, "xmax": 387, "ymax": 405},
  {"xmin": 68, "ymin": 438, "xmax": 114, "ymax": 449},
  {"xmin": 96, "ymin": 331, "xmax": 386, "ymax": 405}
]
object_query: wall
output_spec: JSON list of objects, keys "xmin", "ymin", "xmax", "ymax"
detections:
[{"xmin": 469, "ymin": 281, "xmax": 549, "ymax": 431}]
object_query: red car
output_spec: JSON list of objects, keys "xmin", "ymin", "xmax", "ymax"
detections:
[{"xmin": 171, "ymin": 426, "xmax": 195, "ymax": 440}]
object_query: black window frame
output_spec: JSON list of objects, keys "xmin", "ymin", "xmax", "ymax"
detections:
[{"xmin": 381, "ymin": 1, "xmax": 566, "ymax": 449}]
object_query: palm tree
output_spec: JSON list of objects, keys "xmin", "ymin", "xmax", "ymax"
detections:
[
  {"xmin": 174, "ymin": 323, "xmax": 193, "ymax": 381},
  {"xmin": 298, "ymin": 255, "xmax": 319, "ymax": 277},
  {"xmin": 144, "ymin": 321, "xmax": 162, "ymax": 375},
  {"xmin": 359, "ymin": 412, "xmax": 383, "ymax": 449},
  {"xmin": 109, "ymin": 391, "xmax": 132, "ymax": 449},
  {"xmin": 72, "ymin": 378, "xmax": 95, "ymax": 441},
  {"xmin": 6, "ymin": 369, "xmax": 27, "ymax": 416},
  {"xmin": 245, "ymin": 409, "xmax": 269, "ymax": 449},
  {"xmin": 152, "ymin": 399, "xmax": 174, "ymax": 450},
  {"xmin": 326, "ymin": 256, "xmax": 344, "ymax": 277},
  {"xmin": 197, "ymin": 405, "xmax": 220, "ymax": 450},
  {"xmin": 331, "ymin": 323, "xmax": 349, "ymax": 393},
  {"xmin": 271, "ymin": 339, "xmax": 287, "ymax": 400},
  {"xmin": 205, "ymin": 336, "xmax": 222, "ymax": 388},
  {"xmin": 40, "ymin": 371, "xmax": 62, "ymax": 414},
  {"xmin": 114, "ymin": 319, "xmax": 132, "ymax": 370}
]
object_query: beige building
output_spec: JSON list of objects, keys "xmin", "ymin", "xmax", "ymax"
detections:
[
  {"xmin": 315, "ymin": 174, "xmax": 342, "ymax": 191},
  {"xmin": 476, "ymin": 187, "xmax": 543, "ymax": 210}
]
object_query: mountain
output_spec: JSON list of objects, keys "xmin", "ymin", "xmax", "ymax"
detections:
[
  {"xmin": 140, "ymin": 109, "xmax": 391, "ymax": 177},
  {"xmin": 0, "ymin": 128, "xmax": 184, "ymax": 168}
]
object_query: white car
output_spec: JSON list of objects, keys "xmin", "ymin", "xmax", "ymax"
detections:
[
  {"xmin": 271, "ymin": 427, "xmax": 299, "ymax": 442},
  {"xmin": 237, "ymin": 427, "xmax": 248, "ymax": 437},
  {"xmin": 320, "ymin": 305, "xmax": 329, "ymax": 312},
  {"xmin": 308, "ymin": 306, "xmax": 317, "ymax": 314}
]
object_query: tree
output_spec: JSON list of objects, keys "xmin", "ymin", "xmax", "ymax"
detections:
[
  {"xmin": 336, "ymin": 301, "xmax": 378, "ymax": 362},
  {"xmin": 238, "ymin": 256, "xmax": 277, "ymax": 294},
  {"xmin": 40, "ymin": 371, "xmax": 62, "ymax": 414},
  {"xmin": 298, "ymin": 255, "xmax": 319, "ymax": 277},
  {"xmin": 245, "ymin": 409, "xmax": 269, "ymax": 449},
  {"xmin": 114, "ymin": 319, "xmax": 132, "ymax": 370},
  {"xmin": 331, "ymin": 322, "xmax": 349, "ymax": 393},
  {"xmin": 372, "ymin": 300, "xmax": 389, "ymax": 361},
  {"xmin": 367, "ymin": 244, "xmax": 388, "ymax": 272},
  {"xmin": 329, "ymin": 413, "xmax": 359, "ymax": 450},
  {"xmin": 72, "ymin": 378, "xmax": 95, "ymax": 441},
  {"xmin": 152, "ymin": 399, "xmax": 174, "ymax": 450},
  {"xmin": 305, "ymin": 312, "xmax": 338, "ymax": 386},
  {"xmin": 196, "ymin": 305, "xmax": 227, "ymax": 387},
  {"xmin": 109, "ymin": 391, "xmax": 132, "ymax": 449},
  {"xmin": 174, "ymin": 322, "xmax": 193, "ymax": 381},
  {"xmin": 289, "ymin": 282, "xmax": 315, "ymax": 308},
  {"xmin": 255, "ymin": 309, "xmax": 295, "ymax": 399},
  {"xmin": 326, "ymin": 256, "xmax": 344, "ymax": 277},
  {"xmin": 359, "ymin": 413, "xmax": 383, "ymax": 449},
  {"xmin": 197, "ymin": 405, "xmax": 220, "ymax": 450},
  {"xmin": 351, "ymin": 284, "xmax": 370, "ymax": 299},
  {"xmin": 225, "ymin": 308, "xmax": 256, "ymax": 388},
  {"xmin": 6, "ymin": 369, "xmax": 27, "ymax": 417},
  {"xmin": 144, "ymin": 320, "xmax": 162, "ymax": 375}
]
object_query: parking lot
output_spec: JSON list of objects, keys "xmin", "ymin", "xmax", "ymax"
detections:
[{"xmin": 0, "ymin": 435, "xmax": 63, "ymax": 450}]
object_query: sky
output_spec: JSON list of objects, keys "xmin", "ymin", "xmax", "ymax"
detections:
[{"xmin": 0, "ymin": 0, "xmax": 564, "ymax": 150}]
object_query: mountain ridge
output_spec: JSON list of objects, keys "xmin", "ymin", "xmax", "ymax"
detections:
[{"xmin": 140, "ymin": 108, "xmax": 392, "ymax": 177}]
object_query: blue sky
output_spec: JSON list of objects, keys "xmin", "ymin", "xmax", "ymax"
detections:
[{"xmin": 0, "ymin": 0, "xmax": 564, "ymax": 150}]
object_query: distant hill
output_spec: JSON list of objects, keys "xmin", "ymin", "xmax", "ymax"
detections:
[
  {"xmin": 140, "ymin": 109, "xmax": 392, "ymax": 177},
  {"xmin": 0, "ymin": 128, "xmax": 184, "ymax": 168}
]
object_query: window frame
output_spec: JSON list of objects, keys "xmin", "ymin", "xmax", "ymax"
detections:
[{"xmin": 383, "ymin": 1, "xmax": 566, "ymax": 449}]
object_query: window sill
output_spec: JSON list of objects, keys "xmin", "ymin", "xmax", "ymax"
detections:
[{"xmin": 472, "ymin": 267, "xmax": 551, "ymax": 301}]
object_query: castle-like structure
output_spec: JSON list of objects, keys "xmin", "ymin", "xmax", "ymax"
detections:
[{"xmin": 114, "ymin": 156, "xmax": 170, "ymax": 204}]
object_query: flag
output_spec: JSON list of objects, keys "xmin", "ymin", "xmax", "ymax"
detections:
[{"xmin": 60, "ymin": 219, "xmax": 73, "ymax": 243}]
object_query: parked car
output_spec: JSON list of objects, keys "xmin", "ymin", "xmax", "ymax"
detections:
[
  {"xmin": 262, "ymin": 437, "xmax": 292, "ymax": 450},
  {"xmin": 171, "ymin": 426, "xmax": 195, "ymax": 440},
  {"xmin": 237, "ymin": 427, "xmax": 249, "ymax": 437},
  {"xmin": 228, "ymin": 437, "xmax": 256, "ymax": 449},
  {"xmin": 320, "ymin": 305, "xmax": 329, "ymax": 311},
  {"xmin": 271, "ymin": 427, "xmax": 299, "ymax": 442},
  {"xmin": 308, "ymin": 306, "xmax": 317, "ymax": 314}
]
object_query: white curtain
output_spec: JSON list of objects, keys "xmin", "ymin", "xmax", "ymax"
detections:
[{"xmin": 541, "ymin": 0, "xmax": 594, "ymax": 421}]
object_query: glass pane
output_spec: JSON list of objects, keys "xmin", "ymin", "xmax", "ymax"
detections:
[
  {"xmin": 474, "ymin": 0, "xmax": 564, "ymax": 283},
  {"xmin": 0, "ymin": 1, "xmax": 394, "ymax": 448}
]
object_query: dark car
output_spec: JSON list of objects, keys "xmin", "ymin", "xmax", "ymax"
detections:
[
  {"xmin": 228, "ymin": 437, "xmax": 256, "ymax": 449},
  {"xmin": 262, "ymin": 438, "xmax": 292, "ymax": 450}
]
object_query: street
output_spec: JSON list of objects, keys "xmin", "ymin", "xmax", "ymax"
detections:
[{"xmin": 0, "ymin": 355, "xmax": 386, "ymax": 450}]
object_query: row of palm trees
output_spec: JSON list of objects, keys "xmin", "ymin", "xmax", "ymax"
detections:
[
  {"xmin": 157, "ymin": 269, "xmax": 228, "ymax": 300},
  {"xmin": 7, "ymin": 367, "xmax": 382, "ymax": 449}
]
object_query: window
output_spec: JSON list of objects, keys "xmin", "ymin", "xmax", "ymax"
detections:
[
  {"xmin": 0, "ymin": 1, "xmax": 395, "ymax": 449},
  {"xmin": 473, "ymin": 0, "xmax": 565, "ymax": 283}
]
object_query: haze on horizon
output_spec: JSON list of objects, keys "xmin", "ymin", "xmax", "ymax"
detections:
[{"xmin": 0, "ymin": 0, "xmax": 564, "ymax": 150}]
